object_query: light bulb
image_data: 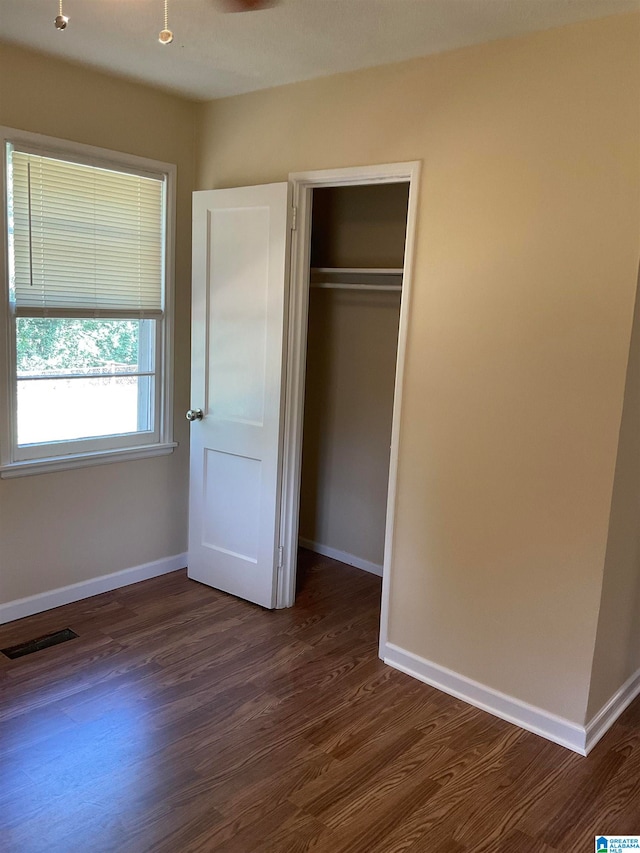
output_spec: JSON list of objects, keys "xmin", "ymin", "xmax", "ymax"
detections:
[
  {"xmin": 54, "ymin": 14, "xmax": 69, "ymax": 30},
  {"xmin": 158, "ymin": 28, "xmax": 174, "ymax": 44}
]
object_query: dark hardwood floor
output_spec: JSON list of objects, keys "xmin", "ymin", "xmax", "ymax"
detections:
[{"xmin": 1, "ymin": 549, "xmax": 638, "ymax": 852}]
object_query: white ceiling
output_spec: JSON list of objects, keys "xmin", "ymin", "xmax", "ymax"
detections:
[{"xmin": 1, "ymin": 0, "xmax": 638, "ymax": 101}]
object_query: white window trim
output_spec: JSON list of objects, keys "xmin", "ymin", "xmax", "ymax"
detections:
[{"xmin": 0, "ymin": 127, "xmax": 177, "ymax": 478}]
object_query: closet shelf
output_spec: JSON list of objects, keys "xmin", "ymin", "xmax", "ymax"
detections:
[
  {"xmin": 311, "ymin": 282, "xmax": 402, "ymax": 292},
  {"xmin": 311, "ymin": 267, "xmax": 403, "ymax": 275},
  {"xmin": 310, "ymin": 266, "xmax": 403, "ymax": 292}
]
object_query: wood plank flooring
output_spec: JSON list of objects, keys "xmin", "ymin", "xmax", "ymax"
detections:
[{"xmin": 1, "ymin": 549, "xmax": 638, "ymax": 852}]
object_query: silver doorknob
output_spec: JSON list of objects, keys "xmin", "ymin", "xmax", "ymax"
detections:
[{"xmin": 186, "ymin": 408, "xmax": 204, "ymax": 422}]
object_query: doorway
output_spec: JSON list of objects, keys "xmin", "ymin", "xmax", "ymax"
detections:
[
  {"xmin": 187, "ymin": 163, "xmax": 419, "ymax": 636},
  {"xmin": 299, "ymin": 182, "xmax": 408, "ymax": 577},
  {"xmin": 278, "ymin": 162, "xmax": 420, "ymax": 656}
]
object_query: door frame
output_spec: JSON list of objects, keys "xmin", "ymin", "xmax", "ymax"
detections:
[{"xmin": 277, "ymin": 161, "xmax": 421, "ymax": 654}]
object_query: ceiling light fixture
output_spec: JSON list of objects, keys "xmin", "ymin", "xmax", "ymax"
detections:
[{"xmin": 54, "ymin": 0, "xmax": 68, "ymax": 31}]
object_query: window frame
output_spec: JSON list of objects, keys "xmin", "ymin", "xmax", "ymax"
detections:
[{"xmin": 0, "ymin": 127, "xmax": 177, "ymax": 478}]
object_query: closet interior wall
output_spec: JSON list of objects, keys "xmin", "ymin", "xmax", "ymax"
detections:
[{"xmin": 299, "ymin": 183, "xmax": 409, "ymax": 573}]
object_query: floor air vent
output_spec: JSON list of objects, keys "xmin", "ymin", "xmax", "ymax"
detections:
[{"xmin": 1, "ymin": 628, "xmax": 78, "ymax": 660}]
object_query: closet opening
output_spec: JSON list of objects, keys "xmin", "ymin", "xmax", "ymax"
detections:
[
  {"xmin": 297, "ymin": 182, "xmax": 409, "ymax": 594},
  {"xmin": 278, "ymin": 161, "xmax": 420, "ymax": 652}
]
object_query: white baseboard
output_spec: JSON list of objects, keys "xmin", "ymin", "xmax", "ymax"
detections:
[
  {"xmin": 383, "ymin": 641, "xmax": 588, "ymax": 755},
  {"xmin": 585, "ymin": 666, "xmax": 640, "ymax": 753},
  {"xmin": 299, "ymin": 538, "xmax": 383, "ymax": 577},
  {"xmin": 0, "ymin": 553, "xmax": 188, "ymax": 625}
]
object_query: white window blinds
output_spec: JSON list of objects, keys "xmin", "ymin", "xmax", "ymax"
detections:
[{"xmin": 9, "ymin": 148, "xmax": 165, "ymax": 318}]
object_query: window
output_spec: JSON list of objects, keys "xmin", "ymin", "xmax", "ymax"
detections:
[{"xmin": 0, "ymin": 129, "xmax": 176, "ymax": 477}]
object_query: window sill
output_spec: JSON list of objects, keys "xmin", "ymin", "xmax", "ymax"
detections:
[{"xmin": 0, "ymin": 442, "xmax": 178, "ymax": 479}]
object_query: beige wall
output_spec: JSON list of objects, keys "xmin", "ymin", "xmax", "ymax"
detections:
[
  {"xmin": 300, "ymin": 185, "xmax": 406, "ymax": 566},
  {"xmin": 196, "ymin": 13, "xmax": 640, "ymax": 722},
  {"xmin": 0, "ymin": 44, "xmax": 197, "ymax": 605},
  {"xmin": 300, "ymin": 290, "xmax": 401, "ymax": 566},
  {"xmin": 587, "ymin": 261, "xmax": 640, "ymax": 719},
  {"xmin": 310, "ymin": 183, "xmax": 410, "ymax": 268}
]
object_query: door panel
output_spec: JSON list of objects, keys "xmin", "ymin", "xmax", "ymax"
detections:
[
  {"xmin": 208, "ymin": 206, "xmax": 270, "ymax": 425},
  {"xmin": 188, "ymin": 183, "xmax": 290, "ymax": 609}
]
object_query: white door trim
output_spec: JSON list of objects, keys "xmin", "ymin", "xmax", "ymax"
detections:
[{"xmin": 277, "ymin": 161, "xmax": 421, "ymax": 660}]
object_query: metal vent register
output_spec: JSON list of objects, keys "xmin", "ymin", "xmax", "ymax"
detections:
[{"xmin": 2, "ymin": 628, "xmax": 78, "ymax": 659}]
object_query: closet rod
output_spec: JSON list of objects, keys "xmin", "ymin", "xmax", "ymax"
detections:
[{"xmin": 310, "ymin": 282, "xmax": 402, "ymax": 292}]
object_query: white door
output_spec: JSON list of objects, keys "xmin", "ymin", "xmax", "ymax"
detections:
[{"xmin": 187, "ymin": 183, "xmax": 291, "ymax": 608}]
